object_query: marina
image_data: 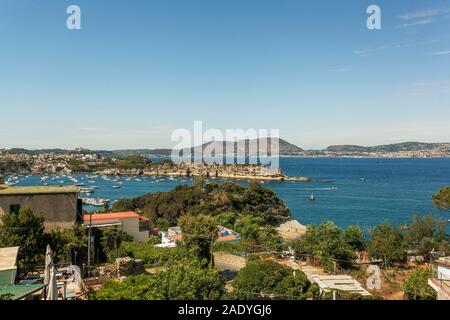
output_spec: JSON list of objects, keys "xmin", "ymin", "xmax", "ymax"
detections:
[{"xmin": 3, "ymin": 157, "xmax": 450, "ymax": 229}]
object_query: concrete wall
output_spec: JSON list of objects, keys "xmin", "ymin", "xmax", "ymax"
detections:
[
  {"xmin": 0, "ymin": 193, "xmax": 79, "ymax": 230},
  {"xmin": 438, "ymin": 264, "xmax": 450, "ymax": 281},
  {"xmin": 121, "ymin": 218, "xmax": 149, "ymax": 243}
]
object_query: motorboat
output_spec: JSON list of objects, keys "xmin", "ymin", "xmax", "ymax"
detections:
[
  {"xmin": 80, "ymin": 187, "xmax": 95, "ymax": 193},
  {"xmin": 81, "ymin": 198, "xmax": 110, "ymax": 206}
]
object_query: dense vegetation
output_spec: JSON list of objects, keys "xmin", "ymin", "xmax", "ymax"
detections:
[
  {"xmin": 0, "ymin": 207, "xmax": 45, "ymax": 265},
  {"xmin": 179, "ymin": 214, "xmax": 218, "ymax": 262},
  {"xmin": 290, "ymin": 214, "xmax": 449, "ymax": 270},
  {"xmin": 68, "ymin": 155, "xmax": 154, "ymax": 172},
  {"xmin": 366, "ymin": 222, "xmax": 408, "ymax": 265},
  {"xmin": 403, "ymin": 268, "xmax": 436, "ymax": 300},
  {"xmin": 290, "ymin": 222, "xmax": 359, "ymax": 271},
  {"xmin": 1, "ymin": 183, "xmax": 448, "ymax": 300},
  {"xmin": 432, "ymin": 186, "xmax": 450, "ymax": 212},
  {"xmin": 113, "ymin": 179, "xmax": 291, "ymax": 226},
  {"xmin": 0, "ymin": 207, "xmax": 131, "ymax": 267},
  {"xmin": 92, "ymin": 258, "xmax": 225, "ymax": 300},
  {"xmin": 114, "ymin": 241, "xmax": 192, "ymax": 266},
  {"xmin": 230, "ymin": 257, "xmax": 312, "ymax": 300}
]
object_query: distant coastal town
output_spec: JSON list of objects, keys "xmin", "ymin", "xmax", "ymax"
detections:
[
  {"xmin": 1, "ymin": 140, "xmax": 450, "ymax": 177},
  {"xmin": 0, "ymin": 147, "xmax": 309, "ymax": 181}
]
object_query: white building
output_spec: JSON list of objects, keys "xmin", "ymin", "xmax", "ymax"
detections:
[
  {"xmin": 155, "ymin": 227, "xmax": 183, "ymax": 248},
  {"xmin": 84, "ymin": 212, "xmax": 150, "ymax": 242},
  {"xmin": 428, "ymin": 257, "xmax": 450, "ymax": 300}
]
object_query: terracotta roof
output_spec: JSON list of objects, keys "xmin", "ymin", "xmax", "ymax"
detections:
[
  {"xmin": 83, "ymin": 212, "xmax": 149, "ymax": 222},
  {"xmin": 172, "ymin": 234, "xmax": 183, "ymax": 241},
  {"xmin": 217, "ymin": 234, "xmax": 239, "ymax": 242}
]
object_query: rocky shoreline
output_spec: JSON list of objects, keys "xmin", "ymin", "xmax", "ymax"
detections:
[{"xmin": 95, "ymin": 163, "xmax": 311, "ymax": 182}]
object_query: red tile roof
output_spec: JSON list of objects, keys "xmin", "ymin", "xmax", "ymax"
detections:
[{"xmin": 83, "ymin": 212, "xmax": 149, "ymax": 222}]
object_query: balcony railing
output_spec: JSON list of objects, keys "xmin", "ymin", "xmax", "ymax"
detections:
[{"xmin": 431, "ymin": 265, "xmax": 450, "ymax": 294}]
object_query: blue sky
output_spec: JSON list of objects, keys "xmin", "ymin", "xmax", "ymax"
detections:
[{"xmin": 1, "ymin": 0, "xmax": 449, "ymax": 150}]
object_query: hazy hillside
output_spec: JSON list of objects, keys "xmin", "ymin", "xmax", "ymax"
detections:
[
  {"xmin": 3, "ymin": 140, "xmax": 450, "ymax": 159},
  {"xmin": 325, "ymin": 142, "xmax": 450, "ymax": 153},
  {"xmin": 180, "ymin": 138, "xmax": 304, "ymax": 156}
]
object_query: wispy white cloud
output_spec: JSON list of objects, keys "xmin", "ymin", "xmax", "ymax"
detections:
[
  {"xmin": 353, "ymin": 43, "xmax": 410, "ymax": 57},
  {"xmin": 396, "ymin": 18, "xmax": 434, "ymax": 29},
  {"xmin": 431, "ymin": 50, "xmax": 450, "ymax": 56},
  {"xmin": 352, "ymin": 49, "xmax": 371, "ymax": 57},
  {"xmin": 406, "ymin": 80, "xmax": 450, "ymax": 96},
  {"xmin": 399, "ymin": 6, "xmax": 450, "ymax": 21}
]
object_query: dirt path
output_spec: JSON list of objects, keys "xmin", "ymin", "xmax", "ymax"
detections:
[{"xmin": 214, "ymin": 252, "xmax": 246, "ymax": 272}]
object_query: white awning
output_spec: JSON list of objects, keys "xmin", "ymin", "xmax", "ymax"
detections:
[{"xmin": 0, "ymin": 247, "xmax": 19, "ymax": 271}]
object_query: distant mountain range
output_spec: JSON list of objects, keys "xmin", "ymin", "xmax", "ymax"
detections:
[
  {"xmin": 179, "ymin": 138, "xmax": 304, "ymax": 157},
  {"xmin": 93, "ymin": 138, "xmax": 303, "ymax": 157},
  {"xmin": 3, "ymin": 141, "xmax": 450, "ymax": 157}
]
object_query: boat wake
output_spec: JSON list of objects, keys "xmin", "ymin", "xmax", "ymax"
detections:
[{"xmin": 300, "ymin": 187, "xmax": 338, "ymax": 191}]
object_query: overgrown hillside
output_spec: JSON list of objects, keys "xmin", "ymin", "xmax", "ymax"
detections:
[{"xmin": 112, "ymin": 179, "xmax": 291, "ymax": 226}]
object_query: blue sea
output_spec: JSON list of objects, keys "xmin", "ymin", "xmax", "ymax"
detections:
[{"xmin": 7, "ymin": 158, "xmax": 450, "ymax": 231}]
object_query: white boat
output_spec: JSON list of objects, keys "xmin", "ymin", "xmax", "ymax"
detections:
[
  {"xmin": 80, "ymin": 187, "xmax": 96, "ymax": 193},
  {"xmin": 81, "ymin": 198, "xmax": 110, "ymax": 206},
  {"xmin": 309, "ymin": 194, "xmax": 316, "ymax": 201}
]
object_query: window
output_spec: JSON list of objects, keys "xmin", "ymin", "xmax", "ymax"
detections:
[{"xmin": 10, "ymin": 204, "xmax": 20, "ymax": 214}]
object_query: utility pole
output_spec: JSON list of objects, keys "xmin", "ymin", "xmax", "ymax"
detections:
[
  {"xmin": 210, "ymin": 232, "xmax": 215, "ymax": 267},
  {"xmin": 87, "ymin": 211, "xmax": 92, "ymax": 276}
]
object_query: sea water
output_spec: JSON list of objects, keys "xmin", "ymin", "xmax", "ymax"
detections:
[{"xmin": 8, "ymin": 158, "xmax": 450, "ymax": 230}]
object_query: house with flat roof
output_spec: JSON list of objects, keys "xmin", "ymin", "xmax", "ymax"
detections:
[
  {"xmin": 83, "ymin": 212, "xmax": 150, "ymax": 242},
  {"xmin": 155, "ymin": 227, "xmax": 183, "ymax": 248},
  {"xmin": 0, "ymin": 185, "xmax": 82, "ymax": 230},
  {"xmin": 155, "ymin": 225, "xmax": 240, "ymax": 248},
  {"xmin": 428, "ymin": 256, "xmax": 450, "ymax": 300},
  {"xmin": 216, "ymin": 226, "xmax": 241, "ymax": 243}
]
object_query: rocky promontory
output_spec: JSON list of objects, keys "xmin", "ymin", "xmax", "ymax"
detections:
[{"xmin": 96, "ymin": 162, "xmax": 310, "ymax": 182}]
